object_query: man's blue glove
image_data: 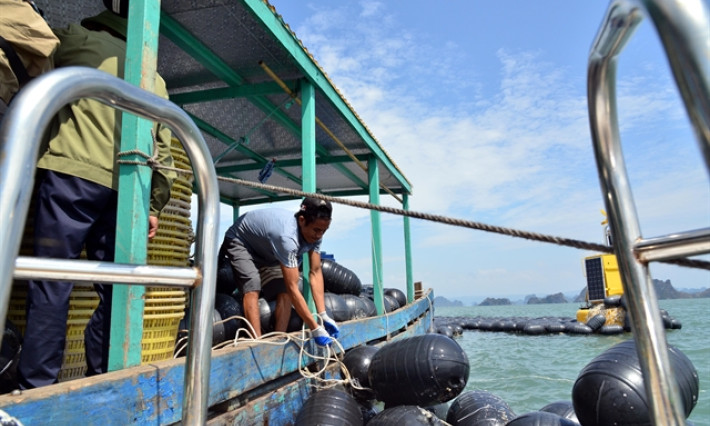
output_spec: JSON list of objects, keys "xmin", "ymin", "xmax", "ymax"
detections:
[
  {"xmin": 319, "ymin": 311, "xmax": 340, "ymax": 339},
  {"xmin": 312, "ymin": 326, "xmax": 334, "ymax": 347}
]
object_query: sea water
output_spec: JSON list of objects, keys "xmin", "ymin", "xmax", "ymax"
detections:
[{"xmin": 435, "ymin": 298, "xmax": 710, "ymax": 425}]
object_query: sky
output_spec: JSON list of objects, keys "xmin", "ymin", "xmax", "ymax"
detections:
[{"xmin": 209, "ymin": 1, "xmax": 709, "ymax": 303}]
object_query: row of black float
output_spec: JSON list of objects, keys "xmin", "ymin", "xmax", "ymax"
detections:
[
  {"xmin": 295, "ymin": 331, "xmax": 700, "ymax": 425},
  {"xmin": 433, "ymin": 308, "xmax": 681, "ymax": 337}
]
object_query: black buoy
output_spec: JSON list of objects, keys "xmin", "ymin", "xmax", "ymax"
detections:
[
  {"xmin": 523, "ymin": 321, "xmax": 546, "ymax": 335},
  {"xmin": 383, "ymin": 294, "xmax": 399, "ymax": 312},
  {"xmin": 342, "ymin": 345, "xmax": 380, "ymax": 401},
  {"xmin": 216, "ymin": 262, "xmax": 236, "ymax": 296},
  {"xmin": 545, "ymin": 321, "xmax": 566, "ymax": 333},
  {"xmin": 572, "ymin": 339, "xmax": 699, "ymax": 426},
  {"xmin": 212, "ymin": 308, "xmax": 225, "ymax": 346},
  {"xmin": 512, "ymin": 318, "xmax": 528, "ymax": 331},
  {"xmin": 323, "ymin": 292, "xmax": 350, "ymax": 322},
  {"xmin": 359, "ymin": 296, "xmax": 377, "ymax": 317},
  {"xmin": 259, "ymin": 298, "xmax": 273, "ymax": 334},
  {"xmin": 490, "ymin": 320, "xmax": 504, "ymax": 332},
  {"xmin": 384, "ymin": 287, "xmax": 407, "ymax": 307},
  {"xmin": 342, "ymin": 294, "xmax": 368, "ymax": 319},
  {"xmin": 598, "ymin": 324, "xmax": 624, "ymax": 335},
  {"xmin": 446, "ymin": 389, "xmax": 516, "ymax": 426},
  {"xmin": 214, "ymin": 293, "xmax": 243, "ymax": 341},
  {"xmin": 294, "ymin": 388, "xmax": 363, "ymax": 426},
  {"xmin": 435, "ymin": 325, "xmax": 454, "ymax": 338},
  {"xmin": 670, "ymin": 317, "xmax": 682, "ymax": 329},
  {"xmin": 661, "ymin": 311, "xmax": 673, "ymax": 329},
  {"xmin": 499, "ymin": 319, "xmax": 517, "ymax": 332},
  {"xmin": 603, "ymin": 294, "xmax": 622, "ymax": 307},
  {"xmin": 585, "ymin": 313, "xmax": 606, "ymax": 331},
  {"xmin": 321, "ymin": 259, "xmax": 362, "ymax": 295},
  {"xmin": 368, "ymin": 405, "xmax": 448, "ymax": 425},
  {"xmin": 539, "ymin": 401, "xmax": 579, "ymax": 424},
  {"xmin": 461, "ymin": 318, "xmax": 481, "ymax": 330},
  {"xmin": 477, "ymin": 319, "xmax": 494, "ymax": 331},
  {"xmin": 506, "ymin": 411, "xmax": 578, "ymax": 425},
  {"xmin": 564, "ymin": 322, "xmax": 593, "ymax": 335},
  {"xmin": 368, "ymin": 334, "xmax": 469, "ymax": 407},
  {"xmin": 360, "ymin": 284, "xmax": 374, "ymax": 298}
]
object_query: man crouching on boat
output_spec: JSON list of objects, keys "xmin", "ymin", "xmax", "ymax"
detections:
[{"xmin": 218, "ymin": 197, "xmax": 340, "ymax": 346}]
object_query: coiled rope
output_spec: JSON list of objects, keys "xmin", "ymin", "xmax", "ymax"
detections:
[{"xmin": 173, "ymin": 314, "xmax": 372, "ymax": 391}]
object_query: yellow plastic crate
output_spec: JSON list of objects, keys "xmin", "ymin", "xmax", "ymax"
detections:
[
  {"xmin": 159, "ymin": 212, "xmax": 192, "ymax": 227},
  {"xmin": 57, "ymin": 365, "xmax": 87, "ymax": 382},
  {"xmin": 164, "ymin": 197, "xmax": 191, "ymax": 212},
  {"xmin": 141, "ymin": 310, "xmax": 185, "ymax": 364},
  {"xmin": 146, "ymin": 255, "xmax": 190, "ymax": 267},
  {"xmin": 149, "ymin": 236, "xmax": 191, "ymax": 249}
]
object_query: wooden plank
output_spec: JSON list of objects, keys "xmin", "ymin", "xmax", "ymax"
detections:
[
  {"xmin": 207, "ymin": 370, "xmax": 319, "ymax": 425},
  {"xmin": 0, "ymin": 290, "xmax": 433, "ymax": 425},
  {"xmin": 0, "ymin": 363, "xmax": 184, "ymax": 425}
]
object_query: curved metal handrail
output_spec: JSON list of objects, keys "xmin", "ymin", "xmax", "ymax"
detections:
[
  {"xmin": 0, "ymin": 67, "xmax": 220, "ymax": 425},
  {"xmin": 587, "ymin": 0, "xmax": 710, "ymax": 424}
]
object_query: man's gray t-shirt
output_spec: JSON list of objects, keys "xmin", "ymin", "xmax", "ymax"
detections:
[{"xmin": 224, "ymin": 208, "xmax": 321, "ymax": 268}]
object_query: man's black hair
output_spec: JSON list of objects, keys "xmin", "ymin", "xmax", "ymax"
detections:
[{"xmin": 295, "ymin": 197, "xmax": 332, "ymax": 225}]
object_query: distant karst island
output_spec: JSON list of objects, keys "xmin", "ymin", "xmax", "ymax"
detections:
[{"xmin": 434, "ymin": 279, "xmax": 709, "ymax": 307}]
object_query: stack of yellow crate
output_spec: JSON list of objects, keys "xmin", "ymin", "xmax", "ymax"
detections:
[{"xmin": 142, "ymin": 138, "xmax": 193, "ymax": 364}]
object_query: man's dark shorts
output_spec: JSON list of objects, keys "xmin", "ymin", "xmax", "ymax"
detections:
[{"xmin": 223, "ymin": 238, "xmax": 286, "ymax": 301}]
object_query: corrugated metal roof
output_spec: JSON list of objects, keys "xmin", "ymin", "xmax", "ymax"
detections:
[{"xmin": 35, "ymin": 0, "xmax": 412, "ymax": 207}]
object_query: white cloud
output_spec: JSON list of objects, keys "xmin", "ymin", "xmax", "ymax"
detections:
[
  {"xmin": 359, "ymin": 1, "xmax": 384, "ymax": 18},
  {"xmin": 265, "ymin": 2, "xmax": 709, "ymax": 296}
]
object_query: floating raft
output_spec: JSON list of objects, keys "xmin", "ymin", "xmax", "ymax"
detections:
[{"xmin": 434, "ymin": 309, "xmax": 681, "ymax": 337}]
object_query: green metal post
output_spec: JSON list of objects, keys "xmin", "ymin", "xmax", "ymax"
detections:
[
  {"xmin": 368, "ymin": 157, "xmax": 384, "ymax": 315},
  {"xmin": 301, "ymin": 79, "xmax": 316, "ymax": 313},
  {"xmin": 109, "ymin": 0, "xmax": 160, "ymax": 370},
  {"xmin": 403, "ymin": 194, "xmax": 414, "ymax": 303},
  {"xmin": 232, "ymin": 201, "xmax": 240, "ymax": 222}
]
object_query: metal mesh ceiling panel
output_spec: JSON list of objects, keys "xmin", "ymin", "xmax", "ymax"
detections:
[{"xmin": 34, "ymin": 0, "xmax": 411, "ymax": 206}]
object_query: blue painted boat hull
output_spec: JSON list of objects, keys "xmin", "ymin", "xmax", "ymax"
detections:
[{"xmin": 0, "ymin": 289, "xmax": 434, "ymax": 425}]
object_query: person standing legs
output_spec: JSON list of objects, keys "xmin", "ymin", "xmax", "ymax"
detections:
[{"xmin": 18, "ymin": 171, "xmax": 117, "ymax": 388}]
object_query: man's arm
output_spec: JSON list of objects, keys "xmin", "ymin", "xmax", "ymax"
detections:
[
  {"xmin": 281, "ymin": 264, "xmax": 318, "ymax": 330},
  {"xmin": 308, "ymin": 250, "xmax": 340, "ymax": 339},
  {"xmin": 307, "ymin": 250, "xmax": 326, "ymax": 314}
]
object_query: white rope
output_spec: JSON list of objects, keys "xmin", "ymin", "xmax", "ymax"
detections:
[{"xmin": 173, "ymin": 314, "xmax": 373, "ymax": 393}]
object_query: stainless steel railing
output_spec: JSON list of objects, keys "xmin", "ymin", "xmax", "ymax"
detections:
[
  {"xmin": 0, "ymin": 67, "xmax": 220, "ymax": 425},
  {"xmin": 588, "ymin": 0, "xmax": 710, "ymax": 424}
]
